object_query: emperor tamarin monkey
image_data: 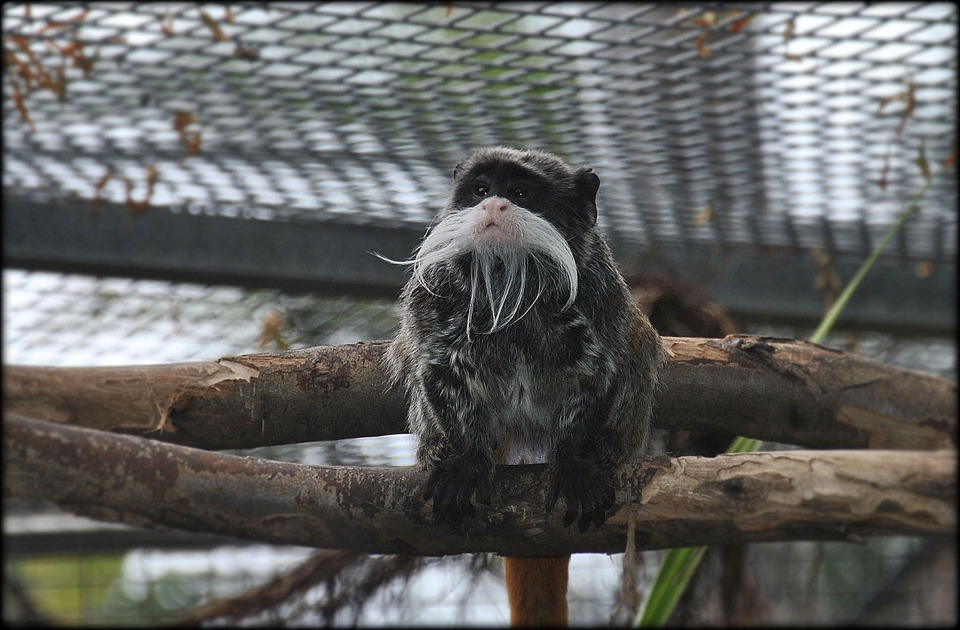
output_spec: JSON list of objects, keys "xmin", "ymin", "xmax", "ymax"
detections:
[
  {"xmin": 388, "ymin": 145, "xmax": 662, "ymax": 526},
  {"xmin": 385, "ymin": 147, "xmax": 663, "ymax": 624}
]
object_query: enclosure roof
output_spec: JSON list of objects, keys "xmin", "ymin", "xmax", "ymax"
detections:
[{"xmin": 3, "ymin": 2, "xmax": 956, "ymax": 329}]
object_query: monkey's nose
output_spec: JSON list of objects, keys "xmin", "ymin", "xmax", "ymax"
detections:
[{"xmin": 482, "ymin": 197, "xmax": 509, "ymax": 212}]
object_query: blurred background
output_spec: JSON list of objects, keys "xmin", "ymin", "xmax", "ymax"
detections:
[{"xmin": 3, "ymin": 2, "xmax": 955, "ymax": 626}]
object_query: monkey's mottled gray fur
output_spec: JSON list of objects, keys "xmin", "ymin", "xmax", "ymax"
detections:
[{"xmin": 387, "ymin": 147, "xmax": 663, "ymax": 531}]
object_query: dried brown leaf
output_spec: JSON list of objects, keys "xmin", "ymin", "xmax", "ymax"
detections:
[
  {"xmin": 199, "ymin": 9, "xmax": 229, "ymax": 41},
  {"xmin": 730, "ymin": 14, "xmax": 755, "ymax": 32},
  {"xmin": 146, "ymin": 164, "xmax": 158, "ymax": 196},
  {"xmin": 125, "ymin": 173, "xmax": 151, "ymax": 214},
  {"xmin": 876, "ymin": 148, "xmax": 891, "ymax": 191},
  {"xmin": 691, "ymin": 11, "xmax": 716, "ymax": 27},
  {"xmin": 943, "ymin": 146, "xmax": 957, "ymax": 173},
  {"xmin": 11, "ymin": 83, "xmax": 35, "ymax": 131},
  {"xmin": 897, "ymin": 82, "xmax": 916, "ymax": 136},
  {"xmin": 876, "ymin": 91, "xmax": 904, "ymax": 114},
  {"xmin": 174, "ymin": 111, "xmax": 195, "ymax": 133},
  {"xmin": 696, "ymin": 31, "xmax": 712, "ymax": 58},
  {"xmin": 917, "ymin": 141, "xmax": 931, "ymax": 181},
  {"xmin": 914, "ymin": 261, "xmax": 935, "ymax": 279},
  {"xmin": 258, "ymin": 309, "xmax": 289, "ymax": 350},
  {"xmin": 692, "ymin": 204, "xmax": 715, "ymax": 226},
  {"xmin": 91, "ymin": 167, "xmax": 113, "ymax": 216},
  {"xmin": 160, "ymin": 11, "xmax": 175, "ymax": 36},
  {"xmin": 234, "ymin": 43, "xmax": 260, "ymax": 61},
  {"xmin": 53, "ymin": 65, "xmax": 67, "ymax": 103},
  {"xmin": 783, "ymin": 18, "xmax": 795, "ymax": 42}
]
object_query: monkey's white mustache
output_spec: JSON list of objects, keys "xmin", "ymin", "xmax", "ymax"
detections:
[{"xmin": 382, "ymin": 200, "xmax": 578, "ymax": 337}]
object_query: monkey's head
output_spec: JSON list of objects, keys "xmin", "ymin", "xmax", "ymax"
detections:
[{"xmin": 405, "ymin": 147, "xmax": 603, "ymax": 336}]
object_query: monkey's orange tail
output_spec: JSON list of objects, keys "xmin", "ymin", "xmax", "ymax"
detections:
[{"xmin": 504, "ymin": 556, "xmax": 570, "ymax": 627}]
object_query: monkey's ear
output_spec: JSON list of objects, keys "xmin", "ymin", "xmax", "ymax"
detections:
[
  {"xmin": 575, "ymin": 167, "xmax": 600, "ymax": 225},
  {"xmin": 575, "ymin": 167, "xmax": 600, "ymax": 201},
  {"xmin": 453, "ymin": 159, "xmax": 467, "ymax": 180}
]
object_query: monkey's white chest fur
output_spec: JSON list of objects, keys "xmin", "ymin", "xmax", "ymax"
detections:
[{"xmin": 467, "ymin": 359, "xmax": 564, "ymax": 465}]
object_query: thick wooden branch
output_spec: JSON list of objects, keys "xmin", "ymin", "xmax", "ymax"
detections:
[
  {"xmin": 3, "ymin": 336, "xmax": 955, "ymax": 451},
  {"xmin": 4, "ymin": 414, "xmax": 955, "ymax": 556}
]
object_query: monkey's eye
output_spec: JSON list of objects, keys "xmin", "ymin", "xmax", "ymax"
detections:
[
  {"xmin": 511, "ymin": 185, "xmax": 528, "ymax": 199},
  {"xmin": 474, "ymin": 184, "xmax": 489, "ymax": 197}
]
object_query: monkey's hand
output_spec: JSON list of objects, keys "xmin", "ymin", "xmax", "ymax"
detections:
[
  {"xmin": 423, "ymin": 450, "xmax": 494, "ymax": 524},
  {"xmin": 545, "ymin": 455, "xmax": 616, "ymax": 533}
]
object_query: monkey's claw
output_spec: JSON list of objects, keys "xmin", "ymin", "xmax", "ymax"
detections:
[
  {"xmin": 423, "ymin": 451, "xmax": 493, "ymax": 524},
  {"xmin": 546, "ymin": 467, "xmax": 616, "ymax": 532}
]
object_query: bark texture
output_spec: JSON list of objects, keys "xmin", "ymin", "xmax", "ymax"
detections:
[
  {"xmin": 3, "ymin": 336, "xmax": 955, "ymax": 451},
  {"xmin": 4, "ymin": 413, "xmax": 954, "ymax": 557}
]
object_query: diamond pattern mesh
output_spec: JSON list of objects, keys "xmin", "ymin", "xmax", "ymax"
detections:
[{"xmin": 4, "ymin": 2, "xmax": 956, "ymax": 261}]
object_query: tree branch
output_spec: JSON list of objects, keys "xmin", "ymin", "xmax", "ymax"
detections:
[
  {"xmin": 5, "ymin": 413, "xmax": 954, "ymax": 557},
  {"xmin": 3, "ymin": 336, "xmax": 955, "ymax": 451}
]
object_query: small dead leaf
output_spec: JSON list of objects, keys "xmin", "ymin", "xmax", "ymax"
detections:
[
  {"xmin": 914, "ymin": 261, "xmax": 934, "ymax": 279},
  {"xmin": 91, "ymin": 167, "xmax": 113, "ymax": 216},
  {"xmin": 445, "ymin": 2, "xmax": 454, "ymax": 17},
  {"xmin": 730, "ymin": 13, "xmax": 755, "ymax": 32},
  {"xmin": 875, "ymin": 146, "xmax": 891, "ymax": 191},
  {"xmin": 53, "ymin": 65, "xmax": 67, "ymax": 103},
  {"xmin": 811, "ymin": 248, "xmax": 842, "ymax": 306},
  {"xmin": 145, "ymin": 163, "xmax": 158, "ymax": 196},
  {"xmin": 258, "ymin": 309, "xmax": 289, "ymax": 350},
  {"xmin": 916, "ymin": 141, "xmax": 931, "ymax": 181},
  {"xmin": 11, "ymin": 35, "xmax": 51, "ymax": 87},
  {"xmin": 160, "ymin": 11, "xmax": 175, "ymax": 36},
  {"xmin": 696, "ymin": 31, "xmax": 712, "ymax": 58},
  {"xmin": 943, "ymin": 146, "xmax": 957, "ymax": 173},
  {"xmin": 183, "ymin": 130, "xmax": 202, "ymax": 157},
  {"xmin": 692, "ymin": 204, "xmax": 715, "ymax": 226},
  {"xmin": 174, "ymin": 111, "xmax": 203, "ymax": 156},
  {"xmin": 11, "ymin": 83, "xmax": 35, "ymax": 131},
  {"xmin": 38, "ymin": 21, "xmax": 69, "ymax": 34},
  {"xmin": 691, "ymin": 11, "xmax": 716, "ymax": 27},
  {"xmin": 877, "ymin": 92, "xmax": 903, "ymax": 114},
  {"xmin": 37, "ymin": 8, "xmax": 88, "ymax": 33},
  {"xmin": 199, "ymin": 9, "xmax": 229, "ymax": 41},
  {"xmin": 174, "ymin": 111, "xmax": 195, "ymax": 133},
  {"xmin": 783, "ymin": 18, "xmax": 795, "ymax": 42},
  {"xmin": 897, "ymin": 82, "xmax": 916, "ymax": 136},
  {"xmin": 234, "ymin": 43, "xmax": 260, "ymax": 61},
  {"xmin": 225, "ymin": 6, "xmax": 236, "ymax": 23},
  {"xmin": 124, "ymin": 166, "xmax": 157, "ymax": 214}
]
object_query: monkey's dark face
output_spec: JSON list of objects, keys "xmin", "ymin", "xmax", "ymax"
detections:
[
  {"xmin": 405, "ymin": 148, "xmax": 602, "ymax": 337},
  {"xmin": 446, "ymin": 147, "xmax": 600, "ymax": 244}
]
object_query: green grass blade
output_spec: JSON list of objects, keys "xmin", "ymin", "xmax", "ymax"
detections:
[
  {"xmin": 809, "ymin": 178, "xmax": 932, "ymax": 344},
  {"xmin": 636, "ymin": 177, "xmax": 932, "ymax": 627}
]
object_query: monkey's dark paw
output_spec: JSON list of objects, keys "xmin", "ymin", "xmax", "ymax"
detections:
[
  {"xmin": 545, "ymin": 467, "xmax": 616, "ymax": 533},
  {"xmin": 423, "ymin": 452, "xmax": 493, "ymax": 524}
]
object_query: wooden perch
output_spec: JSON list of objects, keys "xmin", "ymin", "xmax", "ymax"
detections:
[
  {"xmin": 3, "ymin": 336, "xmax": 955, "ymax": 451},
  {"xmin": 4, "ymin": 413, "xmax": 954, "ymax": 556}
]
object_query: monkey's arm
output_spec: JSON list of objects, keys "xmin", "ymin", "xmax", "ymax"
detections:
[
  {"xmin": 546, "ymin": 378, "xmax": 622, "ymax": 532},
  {"xmin": 416, "ymin": 359, "xmax": 498, "ymax": 522},
  {"xmin": 546, "ymin": 307, "xmax": 659, "ymax": 532}
]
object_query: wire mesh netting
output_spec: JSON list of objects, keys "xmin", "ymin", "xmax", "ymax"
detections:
[
  {"xmin": 3, "ymin": 2, "xmax": 957, "ymax": 627},
  {"xmin": 4, "ymin": 2, "xmax": 957, "ymax": 260},
  {"xmin": 2, "ymin": 268, "xmax": 400, "ymax": 365}
]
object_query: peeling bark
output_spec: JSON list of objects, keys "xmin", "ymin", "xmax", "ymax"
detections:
[
  {"xmin": 3, "ymin": 343, "xmax": 405, "ymax": 449},
  {"xmin": 4, "ymin": 414, "xmax": 955, "ymax": 557},
  {"xmin": 3, "ymin": 336, "xmax": 955, "ymax": 451}
]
